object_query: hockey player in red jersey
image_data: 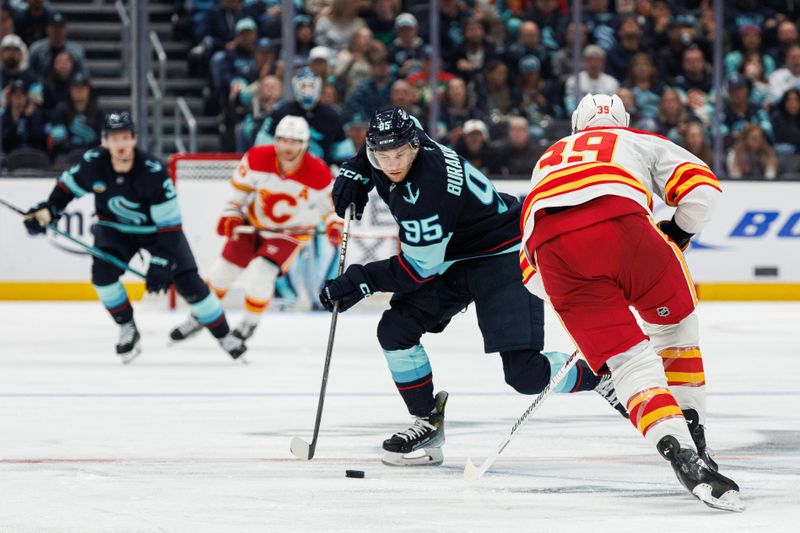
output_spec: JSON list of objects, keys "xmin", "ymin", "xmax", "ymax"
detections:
[
  {"xmin": 520, "ymin": 94, "xmax": 743, "ymax": 512},
  {"xmin": 169, "ymin": 115, "xmax": 342, "ymax": 342}
]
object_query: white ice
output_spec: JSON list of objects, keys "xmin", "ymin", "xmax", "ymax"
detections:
[{"xmin": 0, "ymin": 301, "xmax": 798, "ymax": 532}]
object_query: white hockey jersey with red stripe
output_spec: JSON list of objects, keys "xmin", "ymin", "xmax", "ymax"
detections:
[
  {"xmin": 519, "ymin": 126, "xmax": 722, "ymax": 292},
  {"xmin": 226, "ymin": 145, "xmax": 334, "ymax": 233}
]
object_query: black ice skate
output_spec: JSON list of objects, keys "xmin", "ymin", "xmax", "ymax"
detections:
[
  {"xmin": 657, "ymin": 435, "xmax": 744, "ymax": 512},
  {"xmin": 382, "ymin": 391, "xmax": 448, "ymax": 466},
  {"xmin": 232, "ymin": 321, "xmax": 257, "ymax": 341},
  {"xmin": 116, "ymin": 321, "xmax": 141, "ymax": 364},
  {"xmin": 683, "ymin": 408, "xmax": 718, "ymax": 471},
  {"xmin": 594, "ymin": 374, "xmax": 628, "ymax": 418},
  {"xmin": 169, "ymin": 315, "xmax": 202, "ymax": 342},
  {"xmin": 219, "ymin": 332, "xmax": 248, "ymax": 363}
]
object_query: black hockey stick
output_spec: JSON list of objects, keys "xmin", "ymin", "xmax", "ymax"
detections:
[
  {"xmin": 290, "ymin": 203, "xmax": 355, "ymax": 460},
  {"xmin": 0, "ymin": 197, "xmax": 146, "ymax": 277},
  {"xmin": 464, "ymin": 350, "xmax": 580, "ymax": 481}
]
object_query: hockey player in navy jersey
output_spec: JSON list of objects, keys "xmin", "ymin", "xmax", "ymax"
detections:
[
  {"xmin": 321, "ymin": 107, "xmax": 625, "ymax": 466},
  {"xmin": 23, "ymin": 112, "xmax": 247, "ymax": 364}
]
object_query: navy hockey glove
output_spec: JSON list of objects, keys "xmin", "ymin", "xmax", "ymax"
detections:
[
  {"xmin": 333, "ymin": 169, "xmax": 370, "ymax": 220},
  {"xmin": 319, "ymin": 264, "xmax": 373, "ymax": 312},
  {"xmin": 23, "ymin": 201, "xmax": 59, "ymax": 235},
  {"xmin": 657, "ymin": 217, "xmax": 693, "ymax": 251},
  {"xmin": 146, "ymin": 255, "xmax": 175, "ymax": 294}
]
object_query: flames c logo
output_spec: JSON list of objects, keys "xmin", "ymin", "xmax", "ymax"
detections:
[{"xmin": 259, "ymin": 189, "xmax": 297, "ymax": 223}]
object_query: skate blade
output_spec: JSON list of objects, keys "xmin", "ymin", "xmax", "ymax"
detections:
[
  {"xmin": 692, "ymin": 484, "xmax": 745, "ymax": 512},
  {"xmin": 382, "ymin": 448, "xmax": 443, "ymax": 467},
  {"xmin": 119, "ymin": 344, "xmax": 142, "ymax": 365},
  {"xmin": 235, "ymin": 354, "xmax": 249, "ymax": 365}
]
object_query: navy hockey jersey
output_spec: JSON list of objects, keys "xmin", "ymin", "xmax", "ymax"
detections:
[{"xmin": 337, "ymin": 129, "xmax": 523, "ymax": 293}]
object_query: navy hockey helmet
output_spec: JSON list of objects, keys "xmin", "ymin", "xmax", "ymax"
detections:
[
  {"xmin": 103, "ymin": 111, "xmax": 135, "ymax": 136},
  {"xmin": 366, "ymin": 107, "xmax": 419, "ymax": 153}
]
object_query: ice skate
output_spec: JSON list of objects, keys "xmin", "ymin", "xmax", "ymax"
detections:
[
  {"xmin": 169, "ymin": 315, "xmax": 202, "ymax": 343},
  {"xmin": 594, "ymin": 374, "xmax": 628, "ymax": 418},
  {"xmin": 657, "ymin": 435, "xmax": 744, "ymax": 512},
  {"xmin": 116, "ymin": 321, "xmax": 141, "ymax": 365},
  {"xmin": 683, "ymin": 409, "xmax": 718, "ymax": 471},
  {"xmin": 219, "ymin": 332, "xmax": 248, "ymax": 363},
  {"xmin": 232, "ymin": 321, "xmax": 257, "ymax": 341},
  {"xmin": 382, "ymin": 391, "xmax": 448, "ymax": 466}
]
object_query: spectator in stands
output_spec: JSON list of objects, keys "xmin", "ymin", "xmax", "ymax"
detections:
[
  {"xmin": 656, "ymin": 13, "xmax": 697, "ymax": 82},
  {"xmin": 771, "ymin": 88, "xmax": 800, "ymax": 153},
  {"xmin": 673, "ymin": 46, "xmax": 714, "ymax": 127},
  {"xmin": 454, "ymin": 119, "xmax": 499, "ymax": 175},
  {"xmin": 1, "ymin": 34, "xmax": 39, "ymax": 95},
  {"xmin": 681, "ymin": 120, "xmax": 714, "ymax": 168},
  {"xmin": 320, "ymin": 81, "xmax": 342, "ymax": 112},
  {"xmin": 27, "ymin": 13, "xmax": 88, "ymax": 80},
  {"xmin": 727, "ymin": 0, "xmax": 778, "ymax": 40},
  {"xmin": 643, "ymin": 0, "xmax": 673, "ymax": 52},
  {"xmin": 255, "ymin": 68, "xmax": 354, "ymax": 165},
  {"xmin": 1, "ymin": 5, "xmax": 15, "ymax": 40},
  {"xmin": 439, "ymin": 76, "xmax": 488, "ymax": 147},
  {"xmin": 740, "ymin": 52, "xmax": 771, "ymax": 107},
  {"xmin": 625, "ymin": 52, "xmax": 664, "ymax": 120},
  {"xmin": 405, "ymin": 45, "xmax": 454, "ymax": 109},
  {"xmin": 722, "ymin": 74, "xmax": 773, "ymax": 148},
  {"xmin": 523, "ymin": 0, "xmax": 568, "ymax": 60},
  {"xmin": 308, "ymin": 46, "xmax": 334, "ymax": 81},
  {"xmin": 236, "ymin": 74, "xmax": 282, "ymax": 151},
  {"xmin": 473, "ymin": 58, "xmax": 518, "ymax": 119},
  {"xmin": 493, "ymin": 116, "xmax": 545, "ymax": 176},
  {"xmin": 434, "ymin": 0, "xmax": 469, "ymax": 63},
  {"xmin": 364, "ymin": 0, "xmax": 396, "ymax": 46},
  {"xmin": 388, "ymin": 13, "xmax": 425, "ymax": 78},
  {"xmin": 290, "ymin": 14, "xmax": 315, "ymax": 68},
  {"xmin": 47, "ymin": 73, "xmax": 103, "ymax": 161},
  {"xmin": 616, "ymin": 87, "xmax": 641, "ymax": 127},
  {"xmin": 257, "ymin": 0, "xmax": 290, "ymax": 39},
  {"xmin": 13, "ymin": 0, "xmax": 50, "ymax": 46},
  {"xmin": 551, "ymin": 20, "xmax": 587, "ymax": 82},
  {"xmin": 516, "ymin": 55, "xmax": 559, "ymax": 125},
  {"xmin": 1, "ymin": 78, "xmax": 46, "ymax": 151},
  {"xmin": 389, "ymin": 79, "xmax": 424, "ymax": 123},
  {"xmin": 768, "ymin": 43, "xmax": 800, "ymax": 106},
  {"xmin": 314, "ymin": 0, "xmax": 366, "ymax": 52},
  {"xmin": 655, "ymin": 88, "xmax": 694, "ymax": 143},
  {"xmin": 726, "ymin": 123, "xmax": 778, "ymax": 180},
  {"xmin": 605, "ymin": 15, "xmax": 650, "ymax": 81},
  {"xmin": 344, "ymin": 112, "xmax": 369, "ymax": 150},
  {"xmin": 450, "ymin": 17, "xmax": 499, "ymax": 83},
  {"xmin": 214, "ymin": 18, "xmax": 258, "ymax": 111},
  {"xmin": 583, "ymin": 0, "xmax": 618, "ymax": 51},
  {"xmin": 767, "ymin": 20, "xmax": 798, "ymax": 68},
  {"xmin": 253, "ymin": 37, "xmax": 280, "ymax": 79},
  {"xmin": 505, "ymin": 21, "xmax": 549, "ymax": 82},
  {"xmin": 237, "ymin": 41, "xmax": 281, "ymax": 112},
  {"xmin": 344, "ymin": 46, "xmax": 394, "ymax": 124},
  {"xmin": 334, "ymin": 27, "xmax": 373, "ymax": 101},
  {"xmin": 197, "ymin": 0, "xmax": 248, "ymax": 61},
  {"xmin": 564, "ymin": 45, "xmax": 619, "ymax": 114},
  {"xmin": 42, "ymin": 49, "xmax": 78, "ymax": 113},
  {"xmin": 725, "ymin": 24, "xmax": 775, "ymax": 79}
]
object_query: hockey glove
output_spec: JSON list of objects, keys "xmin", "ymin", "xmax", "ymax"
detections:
[
  {"xmin": 217, "ymin": 214, "xmax": 244, "ymax": 237},
  {"xmin": 23, "ymin": 201, "xmax": 59, "ymax": 235},
  {"xmin": 319, "ymin": 264, "xmax": 373, "ymax": 312},
  {"xmin": 146, "ymin": 255, "xmax": 175, "ymax": 294},
  {"xmin": 657, "ymin": 217, "xmax": 694, "ymax": 251},
  {"xmin": 325, "ymin": 218, "xmax": 344, "ymax": 246},
  {"xmin": 332, "ymin": 169, "xmax": 370, "ymax": 220}
]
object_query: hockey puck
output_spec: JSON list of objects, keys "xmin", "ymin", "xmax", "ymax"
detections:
[{"xmin": 345, "ymin": 469, "xmax": 365, "ymax": 478}]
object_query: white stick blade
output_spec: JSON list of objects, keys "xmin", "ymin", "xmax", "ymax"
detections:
[
  {"xmin": 463, "ymin": 458, "xmax": 481, "ymax": 482},
  {"xmin": 290, "ymin": 437, "xmax": 312, "ymax": 460}
]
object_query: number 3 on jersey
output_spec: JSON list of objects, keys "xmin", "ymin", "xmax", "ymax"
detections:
[{"xmin": 537, "ymin": 131, "xmax": 620, "ymax": 171}]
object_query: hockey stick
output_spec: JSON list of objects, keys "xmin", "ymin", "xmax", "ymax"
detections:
[
  {"xmin": 290, "ymin": 203, "xmax": 355, "ymax": 460},
  {"xmin": 464, "ymin": 350, "xmax": 580, "ymax": 481},
  {"xmin": 233, "ymin": 225, "xmax": 397, "ymax": 241},
  {"xmin": 0, "ymin": 198, "xmax": 146, "ymax": 278}
]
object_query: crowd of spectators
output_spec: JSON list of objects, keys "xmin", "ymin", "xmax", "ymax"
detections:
[
  {"xmin": 182, "ymin": 0, "xmax": 800, "ymax": 179},
  {"xmin": 1, "ymin": 3, "xmax": 98, "ymax": 169}
]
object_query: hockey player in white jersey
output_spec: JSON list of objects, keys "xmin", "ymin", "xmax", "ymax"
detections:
[
  {"xmin": 169, "ymin": 115, "xmax": 342, "ymax": 342},
  {"xmin": 519, "ymin": 94, "xmax": 743, "ymax": 512}
]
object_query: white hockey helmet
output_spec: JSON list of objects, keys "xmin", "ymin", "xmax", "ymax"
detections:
[
  {"xmin": 571, "ymin": 93, "xmax": 630, "ymax": 133},
  {"xmin": 275, "ymin": 115, "xmax": 310, "ymax": 152}
]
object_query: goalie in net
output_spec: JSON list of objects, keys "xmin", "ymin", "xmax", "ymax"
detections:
[{"xmin": 169, "ymin": 115, "xmax": 343, "ymax": 342}]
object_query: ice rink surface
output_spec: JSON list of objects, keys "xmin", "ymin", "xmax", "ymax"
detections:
[{"xmin": 0, "ymin": 300, "xmax": 798, "ymax": 532}]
